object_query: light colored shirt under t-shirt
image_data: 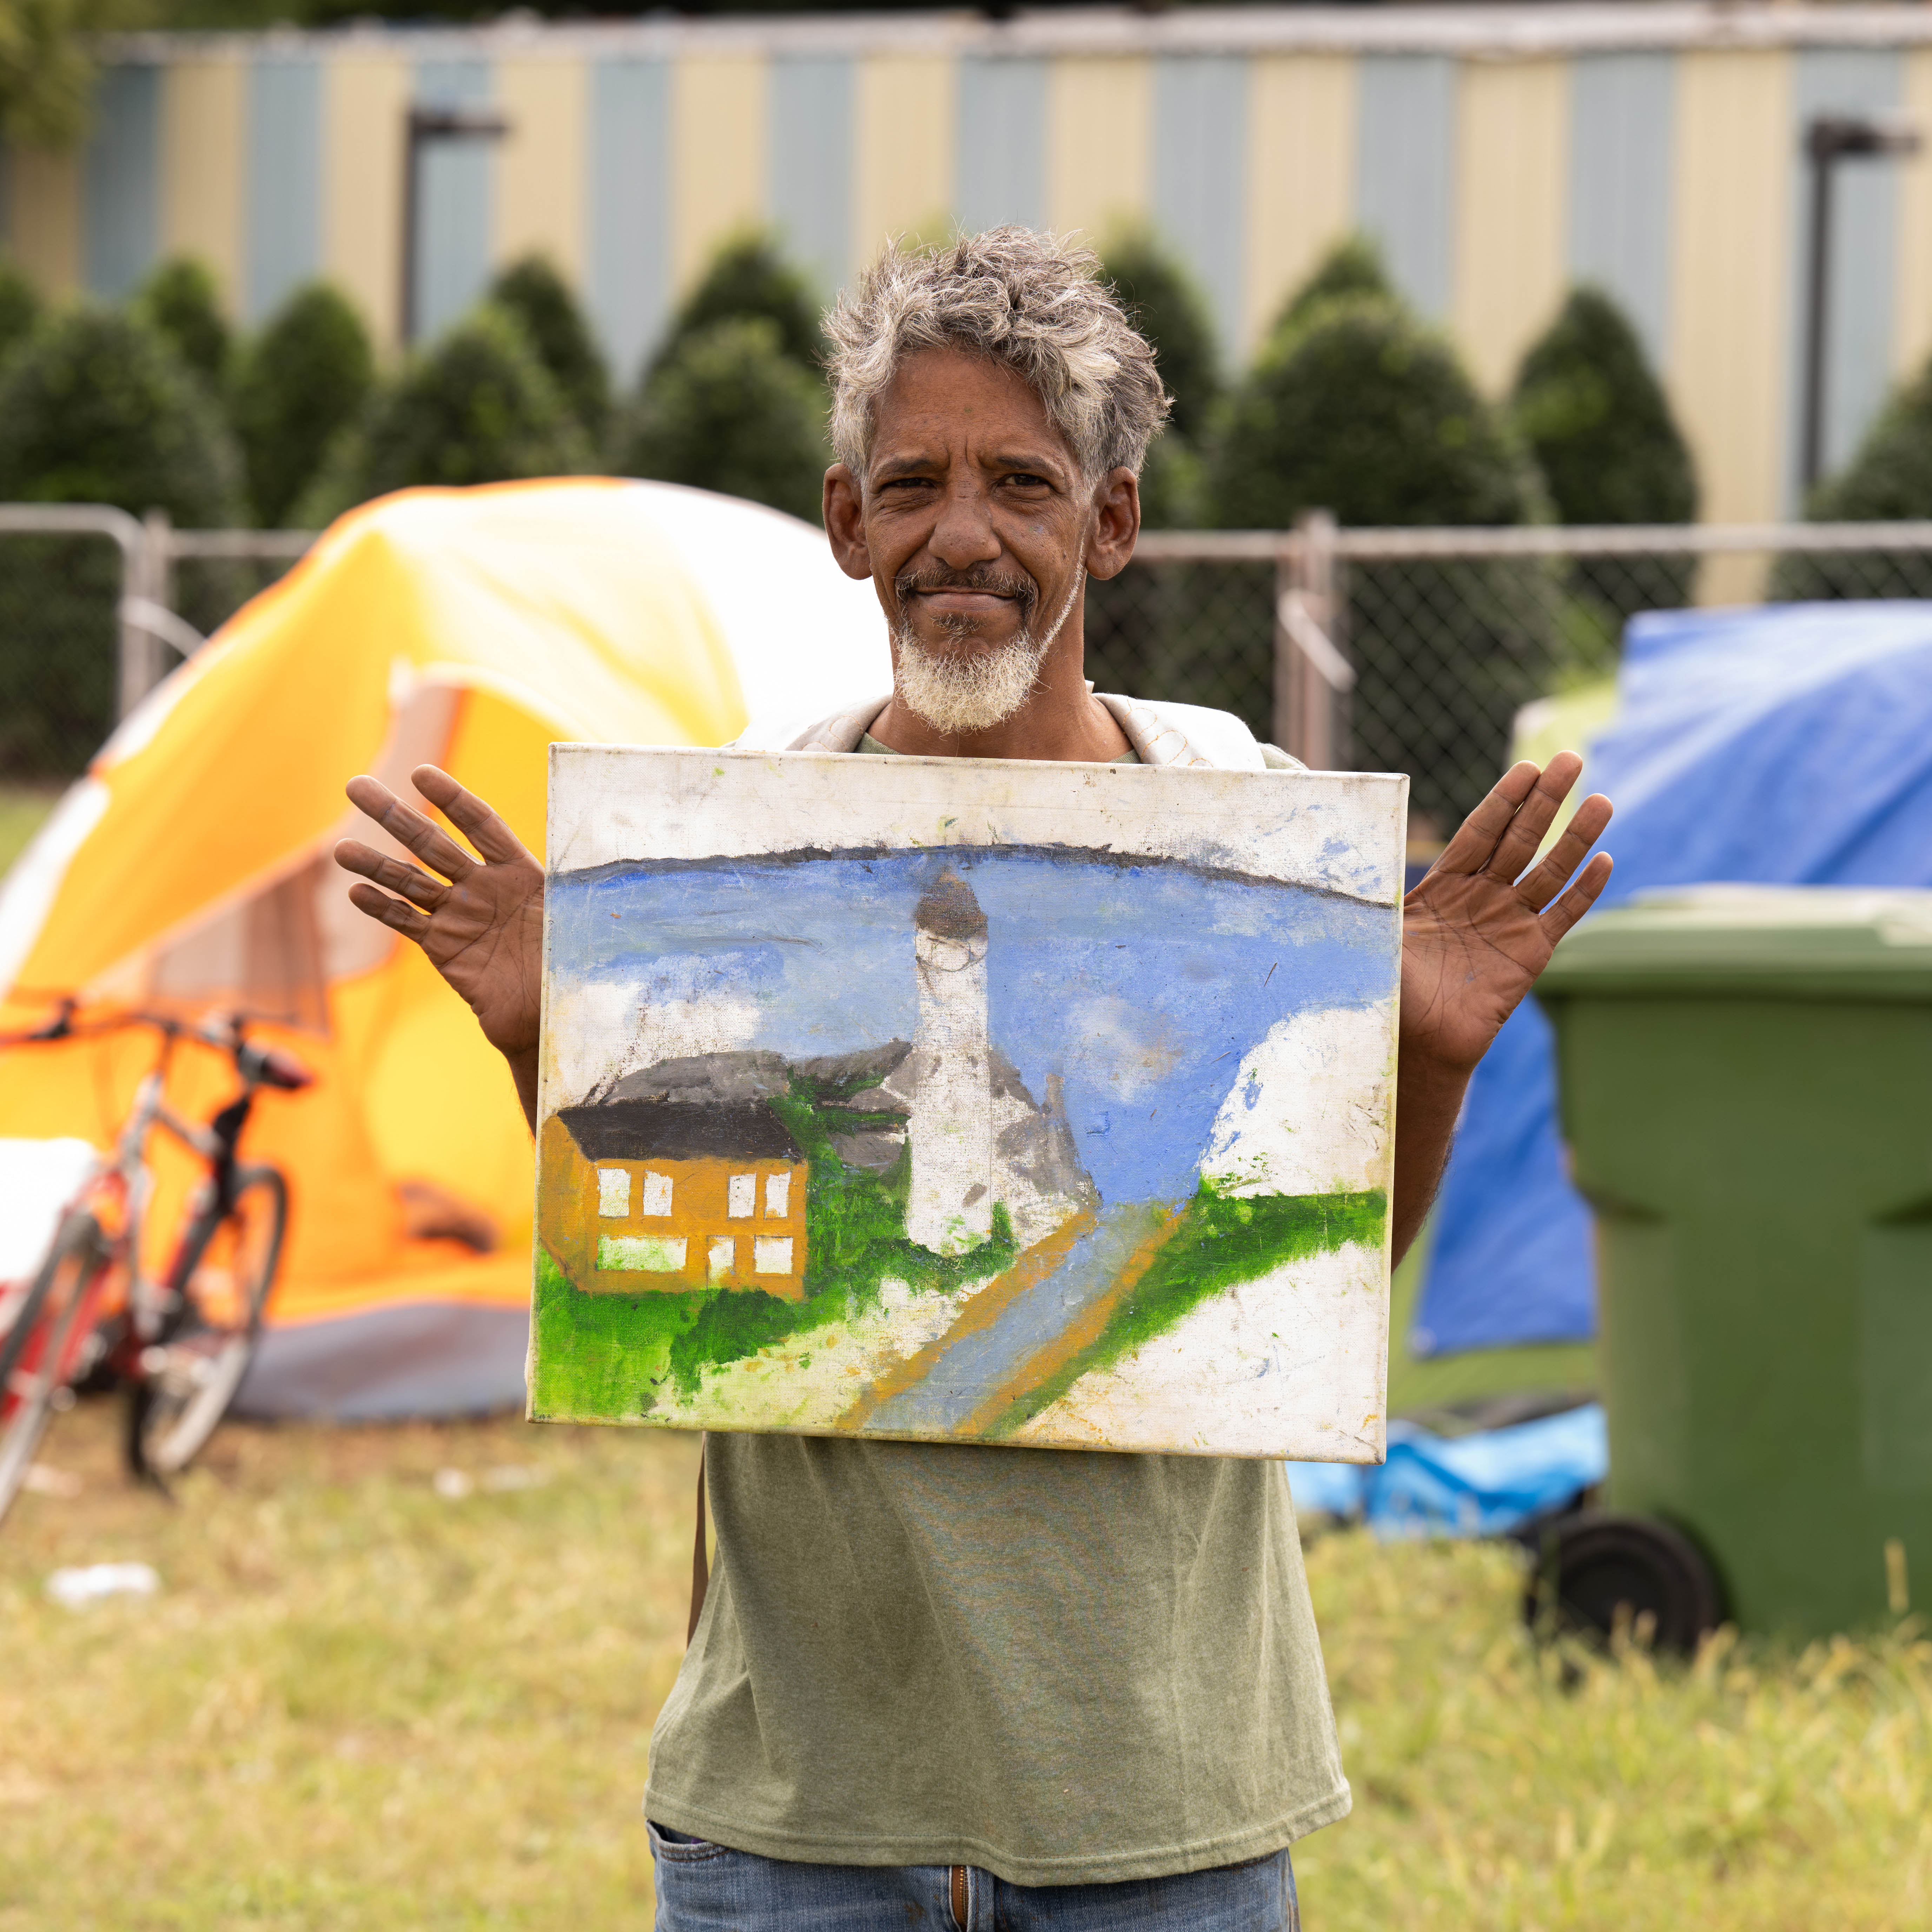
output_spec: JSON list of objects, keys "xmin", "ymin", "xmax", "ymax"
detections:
[{"xmin": 640, "ymin": 728, "xmax": 1350, "ymax": 1884}]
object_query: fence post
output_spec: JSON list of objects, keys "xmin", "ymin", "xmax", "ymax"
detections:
[
  {"xmin": 116, "ymin": 517, "xmax": 153, "ymax": 721},
  {"xmin": 116, "ymin": 509, "xmax": 177, "ymax": 719},
  {"xmin": 1276, "ymin": 509, "xmax": 1345, "ymax": 768}
]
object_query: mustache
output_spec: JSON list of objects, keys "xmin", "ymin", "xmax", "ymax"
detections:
[{"xmin": 893, "ymin": 566, "xmax": 1039, "ymax": 614}]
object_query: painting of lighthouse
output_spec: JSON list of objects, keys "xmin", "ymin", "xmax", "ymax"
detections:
[
  {"xmin": 906, "ymin": 873, "xmax": 994, "ymax": 1255},
  {"xmin": 531, "ymin": 744, "xmax": 1407, "ymax": 1463}
]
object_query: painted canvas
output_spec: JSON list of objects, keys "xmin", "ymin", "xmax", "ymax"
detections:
[{"xmin": 532, "ymin": 746, "xmax": 1407, "ymax": 1461}]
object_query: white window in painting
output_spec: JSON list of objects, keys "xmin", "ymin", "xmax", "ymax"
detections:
[
  {"xmin": 753, "ymin": 1237, "xmax": 794, "ymax": 1276},
  {"xmin": 727, "ymin": 1173, "xmax": 755, "ymax": 1218},
  {"xmin": 708, "ymin": 1235, "xmax": 736, "ymax": 1282},
  {"xmin": 764, "ymin": 1172, "xmax": 790, "ymax": 1218},
  {"xmin": 596, "ymin": 1167, "xmax": 630, "ymax": 1218},
  {"xmin": 597, "ymin": 1234, "xmax": 685, "ymax": 1272},
  {"xmin": 641, "ymin": 1170, "xmax": 673, "ymax": 1216}
]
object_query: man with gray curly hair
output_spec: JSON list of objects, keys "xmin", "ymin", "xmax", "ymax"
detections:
[
  {"xmin": 819, "ymin": 229, "xmax": 1166, "ymax": 743},
  {"xmin": 335, "ymin": 227, "xmax": 1612, "ymax": 1932},
  {"xmin": 770, "ymin": 225, "xmax": 1265, "ymax": 770}
]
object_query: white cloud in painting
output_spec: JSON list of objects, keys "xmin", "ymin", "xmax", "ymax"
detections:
[
  {"xmin": 1199, "ymin": 1000, "xmax": 1394, "ymax": 1198},
  {"xmin": 1062, "ymin": 994, "xmax": 1183, "ymax": 1101},
  {"xmin": 545, "ymin": 980, "xmax": 760, "ymax": 1103}
]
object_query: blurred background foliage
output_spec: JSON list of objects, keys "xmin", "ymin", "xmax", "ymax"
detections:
[
  {"xmin": 0, "ymin": 220, "xmax": 1705, "ymax": 544},
  {"xmin": 618, "ymin": 315, "xmax": 829, "ymax": 525},
  {"xmin": 231, "ymin": 282, "xmax": 375, "ymax": 528},
  {"xmin": 0, "ymin": 303, "xmax": 242, "ymax": 773},
  {"xmin": 0, "ymin": 216, "xmax": 1717, "ymax": 786}
]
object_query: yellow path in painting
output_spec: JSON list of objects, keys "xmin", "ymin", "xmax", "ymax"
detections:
[
  {"xmin": 840, "ymin": 1201, "xmax": 1189, "ymax": 1440},
  {"xmin": 837, "ymin": 1209, "xmax": 1097, "ymax": 1431},
  {"xmin": 952, "ymin": 1206, "xmax": 1185, "ymax": 1437}
]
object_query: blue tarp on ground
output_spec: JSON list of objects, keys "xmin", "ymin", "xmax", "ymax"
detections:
[
  {"xmin": 1412, "ymin": 601, "xmax": 1932, "ymax": 1357},
  {"xmin": 1287, "ymin": 1403, "xmax": 1608, "ymax": 1535}
]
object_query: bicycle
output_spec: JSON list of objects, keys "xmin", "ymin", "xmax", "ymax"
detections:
[{"xmin": 0, "ymin": 1004, "xmax": 313, "ymax": 1522}]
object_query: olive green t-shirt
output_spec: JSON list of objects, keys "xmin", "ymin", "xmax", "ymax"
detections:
[{"xmin": 639, "ymin": 730, "xmax": 1351, "ymax": 1884}]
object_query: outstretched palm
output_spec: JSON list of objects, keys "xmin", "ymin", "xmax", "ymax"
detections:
[
  {"xmin": 334, "ymin": 766, "xmax": 545, "ymax": 1062},
  {"xmin": 1402, "ymin": 753, "xmax": 1614, "ymax": 1073}
]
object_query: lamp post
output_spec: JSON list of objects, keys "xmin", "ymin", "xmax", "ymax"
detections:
[
  {"xmin": 400, "ymin": 103, "xmax": 511, "ymax": 348},
  {"xmin": 1800, "ymin": 113, "xmax": 1920, "ymax": 494}
]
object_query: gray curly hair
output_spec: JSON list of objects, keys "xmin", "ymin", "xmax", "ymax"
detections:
[{"xmin": 824, "ymin": 227, "xmax": 1170, "ymax": 483}]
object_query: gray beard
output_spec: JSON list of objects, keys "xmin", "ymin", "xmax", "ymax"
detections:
[{"xmin": 891, "ymin": 570, "xmax": 1084, "ymax": 737}]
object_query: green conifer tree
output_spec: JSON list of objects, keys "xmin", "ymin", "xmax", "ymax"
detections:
[
  {"xmin": 1268, "ymin": 233, "xmax": 1393, "ymax": 345},
  {"xmin": 487, "ymin": 254, "xmax": 610, "ymax": 441},
  {"xmin": 1203, "ymin": 294, "xmax": 1550, "ymax": 827},
  {"xmin": 231, "ymin": 282, "xmax": 376, "ymax": 527},
  {"xmin": 1510, "ymin": 286, "xmax": 1697, "ymax": 527},
  {"xmin": 0, "ymin": 305, "xmax": 242, "ymax": 772},
  {"xmin": 302, "ymin": 307, "xmax": 591, "ymax": 525},
  {"xmin": 1208, "ymin": 295, "xmax": 1540, "ymax": 530},
  {"xmin": 1772, "ymin": 354, "xmax": 1932, "ymax": 597},
  {"xmin": 650, "ymin": 232, "xmax": 823, "ymax": 379},
  {"xmin": 617, "ymin": 316, "xmax": 830, "ymax": 525},
  {"xmin": 0, "ymin": 254, "xmax": 42, "ymax": 368},
  {"xmin": 133, "ymin": 256, "xmax": 230, "ymax": 390},
  {"xmin": 1100, "ymin": 229, "xmax": 1217, "ymax": 445},
  {"xmin": 1510, "ymin": 284, "xmax": 1699, "ymax": 634}
]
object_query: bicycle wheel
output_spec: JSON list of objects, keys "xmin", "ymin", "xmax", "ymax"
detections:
[
  {"xmin": 0, "ymin": 1213, "xmax": 111, "ymax": 1524},
  {"xmin": 127, "ymin": 1166, "xmax": 287, "ymax": 1478}
]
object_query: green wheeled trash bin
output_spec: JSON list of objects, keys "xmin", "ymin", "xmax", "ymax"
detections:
[{"xmin": 1534, "ymin": 886, "xmax": 1932, "ymax": 1641}]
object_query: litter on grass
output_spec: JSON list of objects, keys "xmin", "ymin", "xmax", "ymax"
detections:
[
  {"xmin": 433, "ymin": 1465, "xmax": 549, "ymax": 1500},
  {"xmin": 46, "ymin": 1562, "xmax": 160, "ymax": 1608}
]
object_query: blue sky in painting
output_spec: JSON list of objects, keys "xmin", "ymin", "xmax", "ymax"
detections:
[{"xmin": 548, "ymin": 851, "xmax": 1394, "ymax": 1204}]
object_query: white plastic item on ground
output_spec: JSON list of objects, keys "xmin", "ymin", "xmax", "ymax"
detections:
[
  {"xmin": 0, "ymin": 1137, "xmax": 100, "ymax": 1286},
  {"xmin": 46, "ymin": 1562, "xmax": 161, "ymax": 1608}
]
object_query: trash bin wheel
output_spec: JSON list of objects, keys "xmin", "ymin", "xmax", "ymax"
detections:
[{"xmin": 1526, "ymin": 1513, "xmax": 1723, "ymax": 1655}]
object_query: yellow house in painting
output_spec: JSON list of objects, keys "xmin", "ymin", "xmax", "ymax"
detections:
[{"xmin": 540, "ymin": 1101, "xmax": 809, "ymax": 1302}]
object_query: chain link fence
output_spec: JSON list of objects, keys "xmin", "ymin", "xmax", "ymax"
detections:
[
  {"xmin": 7, "ymin": 509, "xmax": 1932, "ymax": 838},
  {"xmin": 0, "ymin": 514, "xmax": 310, "ymax": 781},
  {"xmin": 1092, "ymin": 521, "xmax": 1932, "ymax": 838}
]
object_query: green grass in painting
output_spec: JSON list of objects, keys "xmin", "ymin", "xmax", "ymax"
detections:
[
  {"xmin": 986, "ymin": 1182, "xmax": 1388, "ymax": 1437},
  {"xmin": 531, "ymin": 1074, "xmax": 1017, "ymax": 1422}
]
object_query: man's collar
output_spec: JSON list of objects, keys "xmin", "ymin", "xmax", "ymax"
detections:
[{"xmin": 732, "ymin": 690, "xmax": 1288, "ymax": 772}]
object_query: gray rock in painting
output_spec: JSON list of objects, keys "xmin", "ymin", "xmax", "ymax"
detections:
[
  {"xmin": 606, "ymin": 1048, "xmax": 790, "ymax": 1106},
  {"xmin": 827, "ymin": 1127, "xmax": 908, "ymax": 1173},
  {"xmin": 997, "ymin": 1069, "xmax": 1092, "ymax": 1205},
  {"xmin": 795, "ymin": 1040, "xmax": 912, "ymax": 1087}
]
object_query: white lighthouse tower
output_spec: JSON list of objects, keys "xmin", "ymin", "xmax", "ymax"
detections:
[{"xmin": 905, "ymin": 871, "xmax": 994, "ymax": 1255}]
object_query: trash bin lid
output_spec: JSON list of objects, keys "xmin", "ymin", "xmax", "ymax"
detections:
[{"xmin": 1536, "ymin": 886, "xmax": 1932, "ymax": 1000}]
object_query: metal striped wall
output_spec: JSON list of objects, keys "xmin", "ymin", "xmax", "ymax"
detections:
[{"xmin": 10, "ymin": 32, "xmax": 1932, "ymax": 524}]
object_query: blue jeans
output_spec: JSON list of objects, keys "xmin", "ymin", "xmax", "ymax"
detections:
[{"xmin": 648, "ymin": 1824, "xmax": 1299, "ymax": 1930}]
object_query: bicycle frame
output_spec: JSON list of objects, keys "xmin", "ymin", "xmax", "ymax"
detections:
[
  {"xmin": 5, "ymin": 1008, "xmax": 310, "ymax": 1360},
  {"xmin": 96, "ymin": 1037, "xmax": 229, "ymax": 1342},
  {"xmin": 0, "ymin": 1004, "xmax": 312, "ymax": 1512}
]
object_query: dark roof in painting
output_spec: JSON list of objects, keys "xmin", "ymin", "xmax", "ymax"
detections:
[{"xmin": 556, "ymin": 1100, "xmax": 806, "ymax": 1164}]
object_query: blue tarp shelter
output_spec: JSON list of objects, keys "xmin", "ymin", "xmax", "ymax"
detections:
[
  {"xmin": 1414, "ymin": 601, "xmax": 1932, "ymax": 1357},
  {"xmin": 1288, "ymin": 1403, "xmax": 1608, "ymax": 1535}
]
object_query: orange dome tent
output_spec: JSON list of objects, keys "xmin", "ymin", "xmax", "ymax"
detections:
[{"xmin": 0, "ymin": 479, "xmax": 889, "ymax": 1415}]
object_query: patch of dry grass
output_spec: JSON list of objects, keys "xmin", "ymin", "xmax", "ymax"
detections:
[
  {"xmin": 4, "ymin": 1402, "xmax": 1927, "ymax": 1930},
  {"xmin": 1299, "ymin": 1532, "xmax": 1932, "ymax": 1930},
  {"xmin": 0, "ymin": 1401, "xmax": 697, "ymax": 1930}
]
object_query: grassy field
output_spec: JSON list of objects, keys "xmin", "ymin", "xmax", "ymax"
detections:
[
  {"xmin": 3, "ymin": 1403, "xmax": 1928, "ymax": 1931},
  {"xmin": 0, "ymin": 783, "xmax": 59, "ymax": 879}
]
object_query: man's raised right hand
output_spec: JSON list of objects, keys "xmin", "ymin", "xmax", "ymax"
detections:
[{"xmin": 333, "ymin": 765, "xmax": 544, "ymax": 1122}]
